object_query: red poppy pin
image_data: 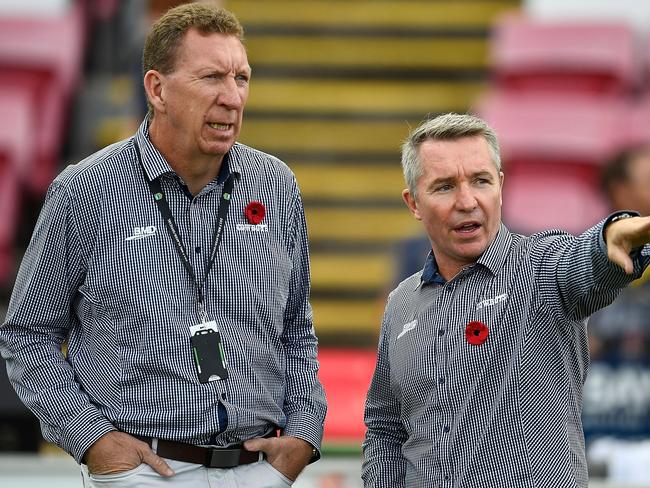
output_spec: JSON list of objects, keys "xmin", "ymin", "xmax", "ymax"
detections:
[
  {"xmin": 244, "ymin": 201, "xmax": 265, "ymax": 225},
  {"xmin": 465, "ymin": 321, "xmax": 489, "ymax": 346}
]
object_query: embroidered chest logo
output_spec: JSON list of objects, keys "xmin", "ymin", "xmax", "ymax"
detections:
[
  {"xmin": 397, "ymin": 320, "xmax": 417, "ymax": 340},
  {"xmin": 125, "ymin": 225, "xmax": 157, "ymax": 241},
  {"xmin": 236, "ymin": 223, "xmax": 269, "ymax": 232},
  {"xmin": 476, "ymin": 293, "xmax": 508, "ymax": 311}
]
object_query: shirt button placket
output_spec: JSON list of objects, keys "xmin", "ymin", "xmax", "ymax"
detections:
[{"xmin": 438, "ymin": 281, "xmax": 456, "ymax": 487}]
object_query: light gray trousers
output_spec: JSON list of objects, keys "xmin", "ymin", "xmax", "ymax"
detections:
[{"xmin": 81, "ymin": 458, "xmax": 293, "ymax": 487}]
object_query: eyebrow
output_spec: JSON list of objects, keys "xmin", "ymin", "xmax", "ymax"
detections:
[{"xmin": 430, "ymin": 170, "xmax": 494, "ymax": 186}]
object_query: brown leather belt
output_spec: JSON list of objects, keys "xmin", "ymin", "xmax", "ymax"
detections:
[{"xmin": 135, "ymin": 433, "xmax": 274, "ymax": 469}]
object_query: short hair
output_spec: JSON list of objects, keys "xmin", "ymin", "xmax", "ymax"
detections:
[
  {"xmin": 142, "ymin": 3, "xmax": 244, "ymax": 117},
  {"xmin": 600, "ymin": 147, "xmax": 649, "ymax": 198},
  {"xmin": 401, "ymin": 113, "xmax": 501, "ymax": 198}
]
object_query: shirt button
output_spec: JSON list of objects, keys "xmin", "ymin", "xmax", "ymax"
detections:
[
  {"xmin": 221, "ymin": 393, "xmax": 227, "ymax": 400},
  {"xmin": 195, "ymin": 246, "xmax": 201, "ymax": 254},
  {"xmin": 444, "ymin": 475, "xmax": 450, "ymax": 481},
  {"xmin": 443, "ymin": 426, "xmax": 450, "ymax": 433},
  {"xmin": 438, "ymin": 329, "xmax": 445, "ymax": 336},
  {"xmin": 439, "ymin": 377, "xmax": 445, "ymax": 384}
]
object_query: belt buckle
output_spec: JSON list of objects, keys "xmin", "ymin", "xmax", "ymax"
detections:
[{"xmin": 205, "ymin": 447, "xmax": 241, "ymax": 468}]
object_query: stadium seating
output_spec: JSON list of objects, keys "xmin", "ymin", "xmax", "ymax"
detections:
[
  {"xmin": 478, "ymin": 91, "xmax": 620, "ymax": 234},
  {"xmin": 234, "ymin": 0, "xmax": 519, "ymax": 338},
  {"xmin": 0, "ymin": 1, "xmax": 85, "ymax": 195},
  {"xmin": 491, "ymin": 16, "xmax": 637, "ymax": 95},
  {"xmin": 318, "ymin": 348, "xmax": 376, "ymax": 444},
  {"xmin": 0, "ymin": 86, "xmax": 35, "ymax": 287}
]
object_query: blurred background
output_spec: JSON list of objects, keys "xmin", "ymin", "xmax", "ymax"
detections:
[{"xmin": 1, "ymin": 0, "xmax": 650, "ymax": 486}]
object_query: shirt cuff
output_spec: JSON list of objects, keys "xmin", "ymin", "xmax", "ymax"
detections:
[
  {"xmin": 598, "ymin": 210, "xmax": 641, "ymax": 254},
  {"xmin": 282, "ymin": 411, "xmax": 324, "ymax": 462},
  {"xmin": 58, "ymin": 406, "xmax": 117, "ymax": 464}
]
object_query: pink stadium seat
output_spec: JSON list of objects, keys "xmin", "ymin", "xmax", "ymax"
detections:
[
  {"xmin": 0, "ymin": 2, "xmax": 86, "ymax": 195},
  {"xmin": 0, "ymin": 157, "xmax": 20, "ymax": 288},
  {"xmin": 477, "ymin": 92, "xmax": 619, "ymax": 234},
  {"xmin": 318, "ymin": 348, "xmax": 376, "ymax": 444},
  {"xmin": 620, "ymin": 96, "xmax": 650, "ymax": 148},
  {"xmin": 491, "ymin": 17, "xmax": 637, "ymax": 96},
  {"xmin": 0, "ymin": 86, "xmax": 33, "ymax": 286},
  {"xmin": 0, "ymin": 86, "xmax": 35, "ymax": 178}
]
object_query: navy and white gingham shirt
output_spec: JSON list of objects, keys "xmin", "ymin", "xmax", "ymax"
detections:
[
  {"xmin": 0, "ymin": 120, "xmax": 326, "ymax": 463},
  {"xmin": 362, "ymin": 221, "xmax": 650, "ymax": 488}
]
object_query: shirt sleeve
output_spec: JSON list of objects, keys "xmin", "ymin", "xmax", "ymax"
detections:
[
  {"xmin": 0, "ymin": 182, "xmax": 115, "ymax": 463},
  {"xmin": 535, "ymin": 213, "xmax": 650, "ymax": 321},
  {"xmin": 279, "ymin": 181, "xmax": 327, "ymax": 454},
  {"xmin": 362, "ymin": 302, "xmax": 408, "ymax": 487}
]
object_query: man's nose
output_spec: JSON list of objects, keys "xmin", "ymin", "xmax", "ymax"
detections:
[
  {"xmin": 218, "ymin": 78, "xmax": 244, "ymax": 109},
  {"xmin": 455, "ymin": 184, "xmax": 478, "ymax": 211}
]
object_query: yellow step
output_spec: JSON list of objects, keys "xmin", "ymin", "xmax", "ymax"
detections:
[
  {"xmin": 247, "ymin": 79, "xmax": 485, "ymax": 114},
  {"xmin": 311, "ymin": 252, "xmax": 394, "ymax": 290},
  {"xmin": 246, "ymin": 36, "xmax": 488, "ymax": 69},
  {"xmin": 227, "ymin": 1, "xmax": 518, "ymax": 29},
  {"xmin": 293, "ymin": 164, "xmax": 405, "ymax": 200},
  {"xmin": 306, "ymin": 207, "xmax": 420, "ymax": 242},
  {"xmin": 312, "ymin": 298, "xmax": 384, "ymax": 334},
  {"xmin": 240, "ymin": 119, "xmax": 412, "ymax": 153}
]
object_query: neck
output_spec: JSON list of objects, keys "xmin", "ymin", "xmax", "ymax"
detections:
[
  {"xmin": 148, "ymin": 119, "xmax": 223, "ymax": 196},
  {"xmin": 437, "ymin": 262, "xmax": 464, "ymax": 283}
]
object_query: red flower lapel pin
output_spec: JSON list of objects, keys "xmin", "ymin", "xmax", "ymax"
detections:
[
  {"xmin": 465, "ymin": 321, "xmax": 489, "ymax": 346},
  {"xmin": 244, "ymin": 201, "xmax": 265, "ymax": 225}
]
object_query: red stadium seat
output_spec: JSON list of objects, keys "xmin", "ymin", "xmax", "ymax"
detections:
[
  {"xmin": 318, "ymin": 348, "xmax": 376, "ymax": 444},
  {"xmin": 477, "ymin": 92, "xmax": 619, "ymax": 234},
  {"xmin": 491, "ymin": 17, "xmax": 637, "ymax": 96},
  {"xmin": 0, "ymin": 2, "xmax": 86, "ymax": 195}
]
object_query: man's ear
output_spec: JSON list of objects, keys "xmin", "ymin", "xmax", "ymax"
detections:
[
  {"xmin": 499, "ymin": 171, "xmax": 505, "ymax": 206},
  {"xmin": 402, "ymin": 188, "xmax": 422, "ymax": 221},
  {"xmin": 143, "ymin": 70, "xmax": 166, "ymax": 114}
]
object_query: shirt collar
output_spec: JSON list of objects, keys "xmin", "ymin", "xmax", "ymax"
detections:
[
  {"xmin": 134, "ymin": 118, "xmax": 242, "ymax": 183},
  {"xmin": 420, "ymin": 223, "xmax": 512, "ymax": 287}
]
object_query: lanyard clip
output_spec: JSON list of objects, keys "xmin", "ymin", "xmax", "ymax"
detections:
[{"xmin": 198, "ymin": 300, "xmax": 209, "ymax": 323}]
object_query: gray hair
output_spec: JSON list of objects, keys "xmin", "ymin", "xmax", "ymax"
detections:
[{"xmin": 401, "ymin": 113, "xmax": 501, "ymax": 198}]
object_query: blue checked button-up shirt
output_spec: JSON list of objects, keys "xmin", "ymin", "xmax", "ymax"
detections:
[
  {"xmin": 362, "ymin": 221, "xmax": 650, "ymax": 488},
  {"xmin": 0, "ymin": 120, "xmax": 326, "ymax": 463}
]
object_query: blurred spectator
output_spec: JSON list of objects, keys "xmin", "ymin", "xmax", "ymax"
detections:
[
  {"xmin": 582, "ymin": 147, "xmax": 650, "ymax": 455},
  {"xmin": 588, "ymin": 146, "xmax": 650, "ymax": 361}
]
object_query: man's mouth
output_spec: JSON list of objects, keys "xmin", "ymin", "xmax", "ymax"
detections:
[
  {"xmin": 455, "ymin": 222, "xmax": 481, "ymax": 233},
  {"xmin": 207, "ymin": 122, "xmax": 232, "ymax": 131}
]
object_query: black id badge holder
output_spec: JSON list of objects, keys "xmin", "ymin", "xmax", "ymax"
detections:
[{"xmin": 190, "ymin": 321, "xmax": 229, "ymax": 383}]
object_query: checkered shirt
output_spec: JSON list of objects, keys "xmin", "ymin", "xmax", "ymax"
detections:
[
  {"xmin": 363, "ymin": 221, "xmax": 650, "ymax": 487},
  {"xmin": 0, "ymin": 120, "xmax": 326, "ymax": 463}
]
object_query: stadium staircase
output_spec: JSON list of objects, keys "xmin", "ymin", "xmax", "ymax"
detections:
[{"xmin": 226, "ymin": 0, "xmax": 520, "ymax": 346}]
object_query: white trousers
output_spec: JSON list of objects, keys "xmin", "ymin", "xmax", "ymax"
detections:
[{"xmin": 81, "ymin": 458, "xmax": 293, "ymax": 487}]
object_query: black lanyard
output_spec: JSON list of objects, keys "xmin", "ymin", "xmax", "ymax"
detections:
[{"xmin": 134, "ymin": 139, "xmax": 234, "ymax": 309}]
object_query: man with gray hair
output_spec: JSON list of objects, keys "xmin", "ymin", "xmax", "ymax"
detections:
[
  {"xmin": 0, "ymin": 3, "xmax": 325, "ymax": 487},
  {"xmin": 362, "ymin": 113, "xmax": 650, "ymax": 487}
]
